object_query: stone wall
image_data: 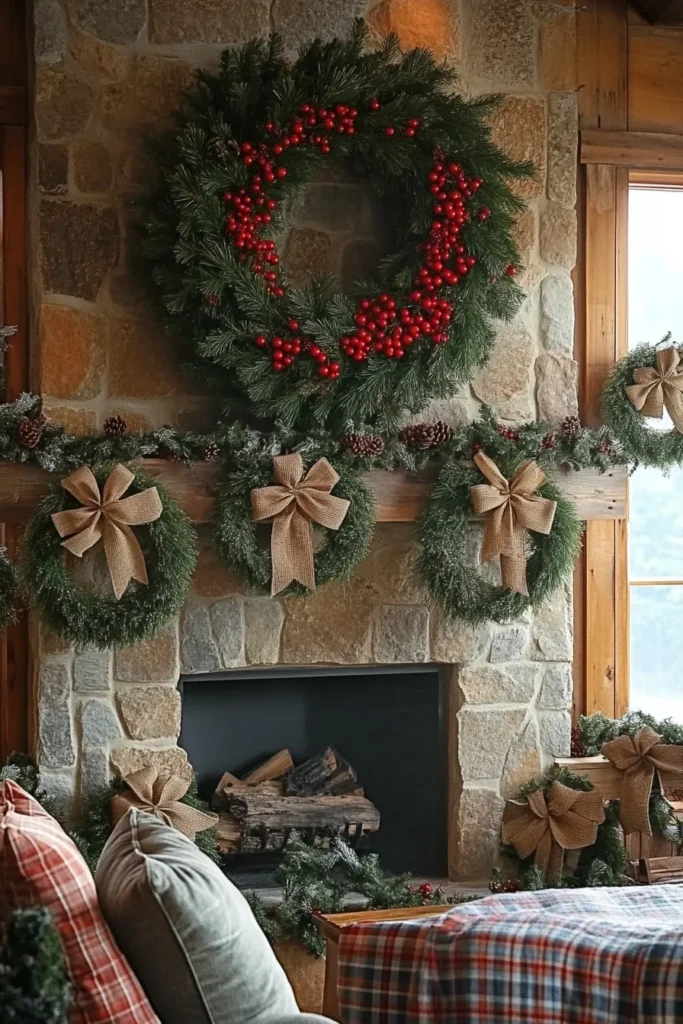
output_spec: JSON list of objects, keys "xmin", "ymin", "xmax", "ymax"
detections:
[{"xmin": 32, "ymin": 0, "xmax": 579, "ymax": 878}]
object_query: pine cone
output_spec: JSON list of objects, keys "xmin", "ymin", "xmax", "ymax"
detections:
[
  {"xmin": 17, "ymin": 414, "xmax": 46, "ymax": 449},
  {"xmin": 561, "ymin": 415, "xmax": 582, "ymax": 441},
  {"xmin": 570, "ymin": 726, "xmax": 588, "ymax": 759},
  {"xmin": 204, "ymin": 442, "xmax": 221, "ymax": 462},
  {"xmin": 103, "ymin": 414, "xmax": 127, "ymax": 439},
  {"xmin": 342, "ymin": 432, "xmax": 385, "ymax": 457},
  {"xmin": 159, "ymin": 444, "xmax": 182, "ymax": 463},
  {"xmin": 596, "ymin": 439, "xmax": 614, "ymax": 456},
  {"xmin": 400, "ymin": 421, "xmax": 453, "ymax": 450},
  {"xmin": 497, "ymin": 423, "xmax": 519, "ymax": 442}
]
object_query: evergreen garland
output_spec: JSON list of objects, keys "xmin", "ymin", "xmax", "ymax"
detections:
[
  {"xmin": 0, "ymin": 908, "xmax": 72, "ymax": 1024},
  {"xmin": 418, "ymin": 451, "xmax": 584, "ymax": 624},
  {"xmin": 0, "ymin": 545, "xmax": 17, "ymax": 632},
  {"xmin": 601, "ymin": 337, "xmax": 683, "ymax": 468},
  {"xmin": 144, "ymin": 22, "xmax": 533, "ymax": 432},
  {"xmin": 19, "ymin": 464, "xmax": 197, "ymax": 648},
  {"xmin": 214, "ymin": 457, "xmax": 375, "ymax": 595},
  {"xmin": 245, "ymin": 833, "xmax": 462, "ymax": 957}
]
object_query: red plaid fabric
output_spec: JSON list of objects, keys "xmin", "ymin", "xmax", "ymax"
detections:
[
  {"xmin": 0, "ymin": 780, "xmax": 160, "ymax": 1024},
  {"xmin": 337, "ymin": 886, "xmax": 683, "ymax": 1024}
]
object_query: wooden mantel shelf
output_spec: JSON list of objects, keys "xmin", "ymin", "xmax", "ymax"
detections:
[{"xmin": 0, "ymin": 460, "xmax": 627, "ymax": 524}]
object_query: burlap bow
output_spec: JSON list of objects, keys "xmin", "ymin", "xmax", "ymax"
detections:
[
  {"xmin": 601, "ymin": 726, "xmax": 683, "ymax": 835},
  {"xmin": 250, "ymin": 453, "xmax": 351, "ymax": 596},
  {"xmin": 625, "ymin": 347, "xmax": 683, "ymax": 433},
  {"xmin": 469, "ymin": 451, "xmax": 557, "ymax": 596},
  {"xmin": 111, "ymin": 767, "xmax": 218, "ymax": 839},
  {"xmin": 502, "ymin": 781, "xmax": 605, "ymax": 883},
  {"xmin": 51, "ymin": 464, "xmax": 162, "ymax": 600}
]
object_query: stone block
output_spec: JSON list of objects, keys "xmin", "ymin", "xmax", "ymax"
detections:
[
  {"xmin": 69, "ymin": 31, "xmax": 129, "ymax": 81},
  {"xmin": 488, "ymin": 96, "xmax": 546, "ymax": 200},
  {"xmin": 540, "ymin": 203, "xmax": 577, "ymax": 270},
  {"xmin": 111, "ymin": 745, "xmax": 192, "ymax": 782},
  {"xmin": 118, "ymin": 686, "xmax": 181, "ymax": 741},
  {"xmin": 80, "ymin": 699, "xmax": 121, "ymax": 745},
  {"xmin": 540, "ymin": 11, "xmax": 577, "ymax": 91},
  {"xmin": 536, "ymin": 353, "xmax": 579, "ymax": 423},
  {"xmin": 114, "ymin": 622, "xmax": 178, "ymax": 682},
  {"xmin": 43, "ymin": 406, "xmax": 98, "ymax": 435},
  {"xmin": 539, "ymin": 664, "xmax": 573, "ymax": 710},
  {"xmin": 547, "ymin": 92, "xmax": 577, "ymax": 206},
  {"xmin": 211, "ymin": 598, "xmax": 245, "ymax": 668},
  {"xmin": 291, "ymin": 186, "xmax": 359, "ymax": 233},
  {"xmin": 35, "ymin": 0, "xmax": 68, "ymax": 61},
  {"xmin": 81, "ymin": 747, "xmax": 109, "ymax": 798},
  {"xmin": 109, "ymin": 315, "xmax": 186, "ymax": 398},
  {"xmin": 244, "ymin": 599, "xmax": 285, "ymax": 665},
  {"xmin": 452, "ymin": 786, "xmax": 505, "ymax": 879},
  {"xmin": 40, "ymin": 625, "xmax": 70, "ymax": 657},
  {"xmin": 372, "ymin": 605, "xmax": 429, "ymax": 663},
  {"xmin": 192, "ymin": 535, "xmax": 242, "ymax": 597},
  {"xmin": 39, "ymin": 144, "xmax": 68, "ymax": 194},
  {"xmin": 540, "ymin": 274, "xmax": 574, "ymax": 353},
  {"xmin": 40, "ymin": 201, "xmax": 118, "ymax": 301},
  {"xmin": 458, "ymin": 707, "xmax": 526, "ymax": 781},
  {"xmin": 66, "ymin": 0, "xmax": 146, "ymax": 44},
  {"xmin": 283, "ymin": 580, "xmax": 374, "ymax": 664},
  {"xmin": 40, "ymin": 661, "xmax": 71, "ymax": 697},
  {"xmin": 513, "ymin": 210, "xmax": 536, "ymax": 260},
  {"xmin": 430, "ymin": 611, "xmax": 492, "ymax": 663},
  {"xmin": 465, "ymin": 0, "xmax": 536, "ymax": 88},
  {"xmin": 133, "ymin": 55, "xmax": 195, "ymax": 120},
  {"xmin": 458, "ymin": 664, "xmax": 536, "ymax": 705},
  {"xmin": 472, "ymin": 322, "xmax": 535, "ymax": 420},
  {"xmin": 40, "ymin": 303, "xmax": 107, "ymax": 399},
  {"xmin": 501, "ymin": 718, "xmax": 542, "ymax": 799},
  {"xmin": 368, "ymin": 0, "xmax": 460, "ymax": 59},
  {"xmin": 73, "ymin": 647, "xmax": 111, "ymax": 692},
  {"xmin": 72, "ymin": 138, "xmax": 114, "ymax": 194},
  {"xmin": 285, "ymin": 230, "xmax": 332, "ymax": 289},
  {"xmin": 149, "ymin": 0, "xmax": 270, "ymax": 43},
  {"xmin": 489, "ymin": 625, "xmax": 529, "ymax": 662},
  {"xmin": 180, "ymin": 605, "xmax": 221, "ymax": 674},
  {"xmin": 272, "ymin": 0, "xmax": 367, "ymax": 46},
  {"xmin": 531, "ymin": 586, "xmax": 573, "ymax": 661},
  {"xmin": 40, "ymin": 772, "xmax": 75, "ymax": 822},
  {"xmin": 35, "ymin": 68, "xmax": 95, "ymax": 141},
  {"xmin": 39, "ymin": 678, "xmax": 75, "ymax": 770},
  {"xmin": 539, "ymin": 710, "xmax": 571, "ymax": 758}
]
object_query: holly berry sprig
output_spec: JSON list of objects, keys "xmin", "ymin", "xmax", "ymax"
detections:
[{"xmin": 214, "ymin": 98, "xmax": 503, "ymax": 382}]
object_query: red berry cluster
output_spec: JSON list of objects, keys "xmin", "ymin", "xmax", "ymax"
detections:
[
  {"xmin": 498, "ymin": 424, "xmax": 520, "ymax": 442},
  {"xmin": 221, "ymin": 99, "xmax": 489, "ymax": 380}
]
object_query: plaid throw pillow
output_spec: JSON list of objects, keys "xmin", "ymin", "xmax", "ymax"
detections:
[{"xmin": 0, "ymin": 780, "xmax": 160, "ymax": 1024}]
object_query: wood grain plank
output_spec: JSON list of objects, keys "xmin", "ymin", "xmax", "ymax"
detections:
[
  {"xmin": 629, "ymin": 27, "xmax": 683, "ymax": 133},
  {"xmin": 0, "ymin": 461, "xmax": 628, "ymax": 524},
  {"xmin": 577, "ymin": 0, "xmax": 628, "ymax": 131},
  {"xmin": 581, "ymin": 128, "xmax": 683, "ymax": 170}
]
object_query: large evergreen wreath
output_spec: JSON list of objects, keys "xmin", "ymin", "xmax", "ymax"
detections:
[
  {"xmin": 19, "ymin": 465, "xmax": 197, "ymax": 648},
  {"xmin": 145, "ymin": 22, "xmax": 532, "ymax": 432}
]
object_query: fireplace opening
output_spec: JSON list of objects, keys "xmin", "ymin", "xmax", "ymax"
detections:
[{"xmin": 179, "ymin": 665, "xmax": 448, "ymax": 884}]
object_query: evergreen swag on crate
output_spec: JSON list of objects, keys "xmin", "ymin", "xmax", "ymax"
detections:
[{"xmin": 143, "ymin": 21, "xmax": 532, "ymax": 432}]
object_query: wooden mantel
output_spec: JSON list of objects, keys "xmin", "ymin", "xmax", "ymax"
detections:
[{"xmin": 0, "ymin": 460, "xmax": 627, "ymax": 524}]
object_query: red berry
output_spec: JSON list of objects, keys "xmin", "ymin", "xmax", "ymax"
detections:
[
  {"xmin": 288, "ymin": 320, "xmax": 299, "ymax": 331},
  {"xmin": 384, "ymin": 126, "xmax": 395, "ymax": 137},
  {"xmin": 477, "ymin": 207, "xmax": 491, "ymax": 221},
  {"xmin": 369, "ymin": 98, "xmax": 381, "ymax": 111},
  {"xmin": 505, "ymin": 264, "xmax": 517, "ymax": 276},
  {"xmin": 255, "ymin": 335, "xmax": 267, "ymax": 348},
  {"xmin": 276, "ymin": 167, "xmax": 287, "ymax": 179}
]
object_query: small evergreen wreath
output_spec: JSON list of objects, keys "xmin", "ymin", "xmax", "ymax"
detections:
[
  {"xmin": 418, "ymin": 455, "xmax": 583, "ymax": 624},
  {"xmin": 19, "ymin": 465, "xmax": 197, "ymax": 648},
  {"xmin": 145, "ymin": 22, "xmax": 532, "ymax": 433},
  {"xmin": 601, "ymin": 338, "xmax": 683, "ymax": 468},
  {"xmin": 0, "ymin": 546, "xmax": 17, "ymax": 633},
  {"xmin": 214, "ymin": 459, "xmax": 375, "ymax": 595}
]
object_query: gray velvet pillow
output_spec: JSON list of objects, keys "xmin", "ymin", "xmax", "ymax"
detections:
[{"xmin": 95, "ymin": 808, "xmax": 300, "ymax": 1024}]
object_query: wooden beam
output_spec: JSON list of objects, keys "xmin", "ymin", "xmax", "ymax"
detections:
[
  {"xmin": 0, "ymin": 460, "xmax": 628, "ymax": 524},
  {"xmin": 629, "ymin": 0, "xmax": 679, "ymax": 24},
  {"xmin": 581, "ymin": 128, "xmax": 683, "ymax": 171}
]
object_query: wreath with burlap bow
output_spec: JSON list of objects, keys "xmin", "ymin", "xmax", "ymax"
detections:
[
  {"xmin": 214, "ymin": 454, "xmax": 375, "ymax": 596},
  {"xmin": 418, "ymin": 452, "xmax": 583, "ymax": 623},
  {"xmin": 602, "ymin": 336, "xmax": 683, "ymax": 468},
  {"xmin": 19, "ymin": 463, "xmax": 197, "ymax": 648}
]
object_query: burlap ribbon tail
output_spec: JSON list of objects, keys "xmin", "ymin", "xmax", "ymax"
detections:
[
  {"xmin": 51, "ymin": 464, "xmax": 162, "ymax": 600},
  {"xmin": 250, "ymin": 453, "xmax": 350, "ymax": 596},
  {"xmin": 601, "ymin": 726, "xmax": 683, "ymax": 835},
  {"xmin": 625, "ymin": 347, "xmax": 683, "ymax": 433},
  {"xmin": 502, "ymin": 780, "xmax": 605, "ymax": 882},
  {"xmin": 111, "ymin": 767, "xmax": 218, "ymax": 839},
  {"xmin": 469, "ymin": 451, "xmax": 557, "ymax": 596}
]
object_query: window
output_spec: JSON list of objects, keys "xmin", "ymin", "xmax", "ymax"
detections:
[{"xmin": 628, "ymin": 185, "xmax": 683, "ymax": 721}]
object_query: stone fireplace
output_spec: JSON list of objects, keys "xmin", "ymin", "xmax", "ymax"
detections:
[{"xmin": 31, "ymin": 0, "xmax": 578, "ymax": 880}]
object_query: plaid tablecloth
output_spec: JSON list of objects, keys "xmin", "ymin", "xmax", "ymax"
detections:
[{"xmin": 337, "ymin": 885, "xmax": 683, "ymax": 1024}]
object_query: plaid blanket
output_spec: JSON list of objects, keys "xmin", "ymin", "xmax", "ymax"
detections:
[{"xmin": 337, "ymin": 885, "xmax": 683, "ymax": 1024}]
